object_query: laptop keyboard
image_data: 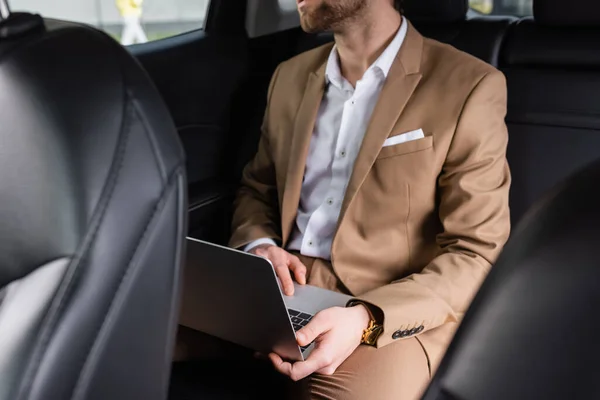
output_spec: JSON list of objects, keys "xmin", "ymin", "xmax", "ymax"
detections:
[{"xmin": 288, "ymin": 308, "xmax": 314, "ymax": 352}]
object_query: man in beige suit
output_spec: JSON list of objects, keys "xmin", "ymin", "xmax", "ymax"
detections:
[{"xmin": 229, "ymin": 0, "xmax": 511, "ymax": 398}]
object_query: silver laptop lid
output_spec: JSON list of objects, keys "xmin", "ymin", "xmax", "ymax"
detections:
[{"xmin": 180, "ymin": 237, "xmax": 304, "ymax": 361}]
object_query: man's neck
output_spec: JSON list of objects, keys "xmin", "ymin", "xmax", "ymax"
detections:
[{"xmin": 333, "ymin": 9, "xmax": 402, "ymax": 87}]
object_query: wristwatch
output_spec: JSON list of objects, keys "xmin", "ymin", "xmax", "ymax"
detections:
[{"xmin": 348, "ymin": 301, "xmax": 384, "ymax": 346}]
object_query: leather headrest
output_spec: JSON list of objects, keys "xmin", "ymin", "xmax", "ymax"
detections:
[
  {"xmin": 503, "ymin": 18, "xmax": 600, "ymax": 67},
  {"xmin": 535, "ymin": 0, "xmax": 600, "ymax": 27},
  {"xmin": 404, "ymin": 0, "xmax": 468, "ymax": 23},
  {"xmin": 0, "ymin": 12, "xmax": 43, "ymax": 39}
]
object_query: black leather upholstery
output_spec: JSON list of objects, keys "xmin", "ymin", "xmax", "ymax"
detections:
[
  {"xmin": 422, "ymin": 157, "xmax": 600, "ymax": 400},
  {"xmin": 412, "ymin": 16, "xmax": 514, "ymax": 67},
  {"xmin": 504, "ymin": 19, "xmax": 600, "ymax": 66},
  {"xmin": 535, "ymin": 0, "xmax": 600, "ymax": 26},
  {"xmin": 502, "ymin": 14, "xmax": 600, "ymax": 225},
  {"xmin": 0, "ymin": 14, "xmax": 187, "ymax": 400},
  {"xmin": 404, "ymin": 0, "xmax": 514, "ymax": 66}
]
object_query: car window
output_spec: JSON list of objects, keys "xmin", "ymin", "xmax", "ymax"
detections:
[
  {"xmin": 10, "ymin": 0, "xmax": 211, "ymax": 45},
  {"xmin": 470, "ymin": 0, "xmax": 532, "ymax": 16}
]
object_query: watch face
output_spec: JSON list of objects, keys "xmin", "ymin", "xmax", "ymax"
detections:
[
  {"xmin": 364, "ymin": 334, "xmax": 376, "ymax": 345},
  {"xmin": 363, "ymin": 324, "xmax": 383, "ymax": 345},
  {"xmin": 362, "ymin": 329, "xmax": 374, "ymax": 345}
]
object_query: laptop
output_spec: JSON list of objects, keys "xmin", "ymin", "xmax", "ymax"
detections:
[{"xmin": 179, "ymin": 237, "xmax": 353, "ymax": 361}]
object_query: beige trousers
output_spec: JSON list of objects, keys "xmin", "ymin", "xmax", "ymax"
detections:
[{"xmin": 289, "ymin": 255, "xmax": 431, "ymax": 400}]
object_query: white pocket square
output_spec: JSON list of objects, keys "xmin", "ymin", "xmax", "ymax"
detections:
[{"xmin": 383, "ymin": 129, "xmax": 425, "ymax": 147}]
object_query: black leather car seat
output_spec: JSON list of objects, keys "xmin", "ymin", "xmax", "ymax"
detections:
[
  {"xmin": 502, "ymin": 0, "xmax": 600, "ymax": 225},
  {"xmin": 0, "ymin": 9, "xmax": 187, "ymax": 400},
  {"xmin": 422, "ymin": 156, "xmax": 600, "ymax": 400},
  {"xmin": 405, "ymin": 0, "xmax": 515, "ymax": 67}
]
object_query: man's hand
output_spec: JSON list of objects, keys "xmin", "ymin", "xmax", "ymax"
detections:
[
  {"xmin": 268, "ymin": 305, "xmax": 371, "ymax": 381},
  {"xmin": 249, "ymin": 244, "xmax": 307, "ymax": 296}
]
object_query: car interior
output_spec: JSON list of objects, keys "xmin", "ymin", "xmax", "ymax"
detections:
[{"xmin": 1, "ymin": 0, "xmax": 599, "ymax": 398}]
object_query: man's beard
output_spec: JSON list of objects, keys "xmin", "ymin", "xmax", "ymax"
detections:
[{"xmin": 299, "ymin": 0, "xmax": 368, "ymax": 33}]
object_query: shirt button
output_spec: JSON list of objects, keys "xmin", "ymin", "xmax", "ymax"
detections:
[
  {"xmin": 308, "ymin": 240, "xmax": 314, "ymax": 247},
  {"xmin": 340, "ymin": 150, "xmax": 346, "ymax": 158},
  {"xmin": 326, "ymin": 198, "xmax": 334, "ymax": 205}
]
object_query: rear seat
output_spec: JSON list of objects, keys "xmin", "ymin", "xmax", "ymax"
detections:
[
  {"xmin": 502, "ymin": 0, "xmax": 600, "ymax": 225},
  {"xmin": 404, "ymin": 0, "xmax": 515, "ymax": 67}
]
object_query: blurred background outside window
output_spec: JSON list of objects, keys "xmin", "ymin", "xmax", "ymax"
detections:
[
  {"xmin": 10, "ymin": 0, "xmax": 533, "ymax": 46},
  {"xmin": 11, "ymin": 0, "xmax": 211, "ymax": 45}
]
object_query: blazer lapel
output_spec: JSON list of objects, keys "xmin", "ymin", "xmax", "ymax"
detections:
[
  {"xmin": 281, "ymin": 60, "xmax": 328, "ymax": 245},
  {"xmin": 335, "ymin": 23, "xmax": 424, "ymax": 236}
]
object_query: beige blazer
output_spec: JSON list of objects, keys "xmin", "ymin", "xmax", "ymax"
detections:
[{"xmin": 230, "ymin": 22, "xmax": 511, "ymax": 352}]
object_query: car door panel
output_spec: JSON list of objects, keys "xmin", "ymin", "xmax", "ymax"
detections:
[{"xmin": 130, "ymin": 31, "xmax": 248, "ymax": 244}]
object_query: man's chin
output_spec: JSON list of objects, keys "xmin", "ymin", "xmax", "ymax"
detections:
[
  {"xmin": 299, "ymin": 16, "xmax": 326, "ymax": 34},
  {"xmin": 300, "ymin": 24, "xmax": 318, "ymax": 34}
]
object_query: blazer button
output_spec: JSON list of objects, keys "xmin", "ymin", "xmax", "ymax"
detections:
[
  {"xmin": 400, "ymin": 330, "xmax": 411, "ymax": 338},
  {"xmin": 416, "ymin": 325, "xmax": 424, "ymax": 333},
  {"xmin": 409, "ymin": 327, "xmax": 420, "ymax": 335},
  {"xmin": 392, "ymin": 330, "xmax": 403, "ymax": 340}
]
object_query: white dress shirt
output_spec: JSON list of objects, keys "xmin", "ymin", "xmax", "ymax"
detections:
[{"xmin": 246, "ymin": 18, "xmax": 408, "ymax": 259}]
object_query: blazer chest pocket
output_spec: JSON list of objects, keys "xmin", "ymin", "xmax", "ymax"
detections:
[{"xmin": 377, "ymin": 135, "xmax": 433, "ymax": 160}]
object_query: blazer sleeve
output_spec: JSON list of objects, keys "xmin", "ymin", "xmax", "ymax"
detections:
[
  {"xmin": 355, "ymin": 70, "xmax": 512, "ymax": 348},
  {"xmin": 228, "ymin": 65, "xmax": 283, "ymax": 249}
]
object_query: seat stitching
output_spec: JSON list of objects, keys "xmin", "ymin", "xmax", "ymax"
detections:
[
  {"xmin": 15, "ymin": 94, "xmax": 133, "ymax": 400},
  {"xmin": 129, "ymin": 90, "xmax": 169, "ymax": 182},
  {"xmin": 158, "ymin": 171, "xmax": 187, "ymax": 397},
  {"xmin": 71, "ymin": 165, "xmax": 185, "ymax": 400}
]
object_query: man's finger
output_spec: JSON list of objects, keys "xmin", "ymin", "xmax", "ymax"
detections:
[
  {"xmin": 288, "ymin": 256, "xmax": 307, "ymax": 285},
  {"xmin": 296, "ymin": 314, "xmax": 329, "ymax": 347},
  {"xmin": 254, "ymin": 248, "xmax": 268, "ymax": 258},
  {"xmin": 268, "ymin": 250, "xmax": 295, "ymax": 296},
  {"xmin": 289, "ymin": 347, "xmax": 332, "ymax": 381},
  {"xmin": 274, "ymin": 264, "xmax": 295, "ymax": 295},
  {"xmin": 268, "ymin": 352, "xmax": 293, "ymax": 377}
]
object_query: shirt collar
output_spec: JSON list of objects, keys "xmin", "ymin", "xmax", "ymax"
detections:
[{"xmin": 325, "ymin": 16, "xmax": 408, "ymax": 89}]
